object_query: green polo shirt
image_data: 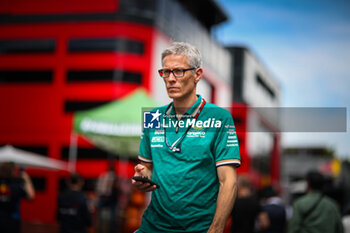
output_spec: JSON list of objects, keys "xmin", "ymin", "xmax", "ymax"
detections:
[{"xmin": 137, "ymin": 95, "xmax": 240, "ymax": 233}]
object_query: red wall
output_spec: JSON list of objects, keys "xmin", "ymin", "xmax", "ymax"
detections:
[
  {"xmin": 0, "ymin": 0, "xmax": 118, "ymax": 15},
  {"xmin": 0, "ymin": 21, "xmax": 154, "ymax": 223}
]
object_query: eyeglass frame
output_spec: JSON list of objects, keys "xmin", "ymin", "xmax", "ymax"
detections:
[{"xmin": 158, "ymin": 67, "xmax": 197, "ymax": 78}]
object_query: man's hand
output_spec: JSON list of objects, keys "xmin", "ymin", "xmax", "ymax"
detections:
[
  {"xmin": 21, "ymin": 171, "xmax": 35, "ymax": 201},
  {"xmin": 131, "ymin": 163, "xmax": 157, "ymax": 192}
]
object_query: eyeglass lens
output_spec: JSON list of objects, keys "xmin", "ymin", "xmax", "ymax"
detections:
[{"xmin": 159, "ymin": 68, "xmax": 195, "ymax": 78}]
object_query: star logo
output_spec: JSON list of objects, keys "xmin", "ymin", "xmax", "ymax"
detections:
[
  {"xmin": 150, "ymin": 110, "xmax": 161, "ymax": 122},
  {"xmin": 143, "ymin": 110, "xmax": 162, "ymax": 129}
]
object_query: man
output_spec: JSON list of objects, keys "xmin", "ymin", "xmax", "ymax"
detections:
[
  {"xmin": 231, "ymin": 176, "xmax": 269, "ymax": 233},
  {"xmin": 0, "ymin": 162, "xmax": 35, "ymax": 233},
  {"xmin": 57, "ymin": 173, "xmax": 92, "ymax": 233},
  {"xmin": 96, "ymin": 166, "xmax": 120, "ymax": 233},
  {"xmin": 259, "ymin": 185, "xmax": 286, "ymax": 233},
  {"xmin": 288, "ymin": 170, "xmax": 343, "ymax": 233},
  {"xmin": 132, "ymin": 42, "xmax": 241, "ymax": 233}
]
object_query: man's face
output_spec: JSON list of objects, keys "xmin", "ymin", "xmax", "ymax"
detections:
[{"xmin": 162, "ymin": 54, "xmax": 202, "ymax": 101}]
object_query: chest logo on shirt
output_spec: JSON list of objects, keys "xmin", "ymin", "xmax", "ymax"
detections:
[
  {"xmin": 151, "ymin": 136, "xmax": 164, "ymax": 143},
  {"xmin": 192, "ymin": 125, "xmax": 204, "ymax": 130},
  {"xmin": 187, "ymin": 131, "xmax": 206, "ymax": 138}
]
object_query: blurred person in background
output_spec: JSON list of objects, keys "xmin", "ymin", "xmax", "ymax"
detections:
[
  {"xmin": 259, "ymin": 185, "xmax": 286, "ymax": 233},
  {"xmin": 288, "ymin": 170, "xmax": 343, "ymax": 233},
  {"xmin": 0, "ymin": 162, "xmax": 35, "ymax": 233},
  {"xmin": 231, "ymin": 176, "xmax": 269, "ymax": 233},
  {"xmin": 57, "ymin": 173, "xmax": 92, "ymax": 233},
  {"xmin": 132, "ymin": 42, "xmax": 240, "ymax": 233},
  {"xmin": 343, "ymin": 204, "xmax": 350, "ymax": 233},
  {"xmin": 96, "ymin": 166, "xmax": 120, "ymax": 233}
]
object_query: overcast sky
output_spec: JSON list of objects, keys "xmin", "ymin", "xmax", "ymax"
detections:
[{"xmin": 216, "ymin": 0, "xmax": 350, "ymax": 159}]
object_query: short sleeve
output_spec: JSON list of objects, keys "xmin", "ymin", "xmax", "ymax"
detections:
[
  {"xmin": 138, "ymin": 128, "xmax": 153, "ymax": 163},
  {"xmin": 213, "ymin": 111, "xmax": 240, "ymax": 167}
]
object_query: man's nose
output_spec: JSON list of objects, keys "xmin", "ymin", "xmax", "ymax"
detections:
[{"xmin": 167, "ymin": 72, "xmax": 177, "ymax": 82}]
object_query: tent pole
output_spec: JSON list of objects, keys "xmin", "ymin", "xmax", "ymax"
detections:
[{"xmin": 68, "ymin": 132, "xmax": 78, "ymax": 172}]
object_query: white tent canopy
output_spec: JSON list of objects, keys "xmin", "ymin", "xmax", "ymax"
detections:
[{"xmin": 0, "ymin": 145, "xmax": 68, "ymax": 171}]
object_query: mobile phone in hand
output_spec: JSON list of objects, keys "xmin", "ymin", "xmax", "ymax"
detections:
[{"xmin": 132, "ymin": 176, "xmax": 159, "ymax": 189}]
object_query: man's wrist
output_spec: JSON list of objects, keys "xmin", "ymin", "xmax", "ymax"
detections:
[{"xmin": 207, "ymin": 225, "xmax": 224, "ymax": 233}]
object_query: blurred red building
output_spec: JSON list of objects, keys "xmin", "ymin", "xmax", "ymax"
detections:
[{"xmin": 227, "ymin": 46, "xmax": 282, "ymax": 188}]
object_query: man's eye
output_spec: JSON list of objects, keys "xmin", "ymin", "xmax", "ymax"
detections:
[{"xmin": 173, "ymin": 69, "xmax": 182, "ymax": 74}]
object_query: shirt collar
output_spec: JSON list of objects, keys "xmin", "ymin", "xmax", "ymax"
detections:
[{"xmin": 169, "ymin": 95, "xmax": 202, "ymax": 117}]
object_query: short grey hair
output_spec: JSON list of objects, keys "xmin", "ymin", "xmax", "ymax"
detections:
[{"xmin": 161, "ymin": 42, "xmax": 202, "ymax": 68}]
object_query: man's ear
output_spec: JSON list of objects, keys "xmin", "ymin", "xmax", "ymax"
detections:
[{"xmin": 194, "ymin": 68, "xmax": 203, "ymax": 84}]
